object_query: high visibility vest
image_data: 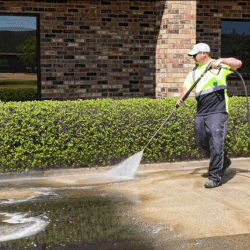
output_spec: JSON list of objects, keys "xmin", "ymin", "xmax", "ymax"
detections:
[{"xmin": 183, "ymin": 60, "xmax": 233, "ymax": 114}]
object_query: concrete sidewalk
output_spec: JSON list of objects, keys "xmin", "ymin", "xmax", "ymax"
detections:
[{"xmin": 0, "ymin": 157, "xmax": 250, "ymax": 249}]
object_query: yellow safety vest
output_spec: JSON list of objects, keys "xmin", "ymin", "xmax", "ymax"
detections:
[{"xmin": 184, "ymin": 60, "xmax": 233, "ymax": 113}]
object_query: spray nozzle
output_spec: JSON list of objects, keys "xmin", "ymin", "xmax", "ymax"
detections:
[{"xmin": 217, "ymin": 65, "xmax": 235, "ymax": 72}]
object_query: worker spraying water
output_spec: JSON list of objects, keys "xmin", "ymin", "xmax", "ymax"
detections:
[
  {"xmin": 176, "ymin": 43, "xmax": 242, "ymax": 188},
  {"xmin": 107, "ymin": 43, "xmax": 246, "ymax": 187}
]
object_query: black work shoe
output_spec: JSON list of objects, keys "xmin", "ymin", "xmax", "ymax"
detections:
[
  {"xmin": 204, "ymin": 180, "xmax": 219, "ymax": 188},
  {"xmin": 222, "ymin": 158, "xmax": 231, "ymax": 176}
]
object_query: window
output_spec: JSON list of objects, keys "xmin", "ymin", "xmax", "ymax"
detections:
[
  {"xmin": 221, "ymin": 19, "xmax": 250, "ymax": 79},
  {"xmin": 0, "ymin": 14, "xmax": 40, "ymax": 100}
]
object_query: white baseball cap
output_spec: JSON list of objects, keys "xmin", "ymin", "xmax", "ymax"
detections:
[{"xmin": 188, "ymin": 43, "xmax": 210, "ymax": 56}]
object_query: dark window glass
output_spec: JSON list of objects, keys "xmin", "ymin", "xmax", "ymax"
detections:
[{"xmin": 221, "ymin": 20, "xmax": 250, "ymax": 79}]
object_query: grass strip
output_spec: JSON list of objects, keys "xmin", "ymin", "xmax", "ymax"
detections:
[{"xmin": 0, "ymin": 80, "xmax": 37, "ymax": 86}]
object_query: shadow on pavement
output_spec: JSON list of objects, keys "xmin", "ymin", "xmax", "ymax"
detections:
[
  {"xmin": 189, "ymin": 167, "xmax": 250, "ymax": 185},
  {"xmin": 221, "ymin": 168, "xmax": 250, "ymax": 185}
]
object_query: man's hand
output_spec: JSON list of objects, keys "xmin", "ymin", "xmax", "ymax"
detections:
[
  {"xmin": 210, "ymin": 58, "xmax": 242, "ymax": 70},
  {"xmin": 175, "ymin": 87, "xmax": 187, "ymax": 107},
  {"xmin": 176, "ymin": 87, "xmax": 188, "ymax": 107},
  {"xmin": 211, "ymin": 59, "xmax": 223, "ymax": 69},
  {"xmin": 176, "ymin": 98, "xmax": 183, "ymax": 107}
]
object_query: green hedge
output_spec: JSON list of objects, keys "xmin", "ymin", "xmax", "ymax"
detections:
[
  {"xmin": 0, "ymin": 88, "xmax": 38, "ymax": 102},
  {"xmin": 0, "ymin": 97, "xmax": 249, "ymax": 172}
]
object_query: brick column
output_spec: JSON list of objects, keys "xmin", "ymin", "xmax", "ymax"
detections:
[{"xmin": 156, "ymin": 0, "xmax": 196, "ymax": 98}]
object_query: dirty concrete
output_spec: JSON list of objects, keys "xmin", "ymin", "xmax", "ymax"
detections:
[{"xmin": 0, "ymin": 157, "xmax": 250, "ymax": 249}]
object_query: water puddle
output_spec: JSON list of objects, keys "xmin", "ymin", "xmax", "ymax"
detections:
[
  {"xmin": 0, "ymin": 197, "xmax": 36, "ymax": 205},
  {"xmin": 0, "ymin": 190, "xmax": 57, "ymax": 205},
  {"xmin": 0, "ymin": 212, "xmax": 49, "ymax": 242},
  {"xmin": 0, "ymin": 155, "xmax": 157, "ymax": 249},
  {"xmin": 0, "ymin": 188, "xmax": 154, "ymax": 250}
]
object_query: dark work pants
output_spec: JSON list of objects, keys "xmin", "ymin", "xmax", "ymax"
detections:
[{"xmin": 194, "ymin": 113, "xmax": 228, "ymax": 184}]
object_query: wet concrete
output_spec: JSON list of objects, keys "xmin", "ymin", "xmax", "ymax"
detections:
[{"xmin": 0, "ymin": 157, "xmax": 250, "ymax": 249}]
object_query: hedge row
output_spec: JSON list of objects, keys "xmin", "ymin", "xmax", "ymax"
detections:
[
  {"xmin": 0, "ymin": 88, "xmax": 38, "ymax": 102},
  {"xmin": 0, "ymin": 97, "xmax": 249, "ymax": 172}
]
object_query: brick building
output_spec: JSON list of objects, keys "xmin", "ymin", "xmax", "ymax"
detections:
[{"xmin": 0, "ymin": 0, "xmax": 249, "ymax": 100}]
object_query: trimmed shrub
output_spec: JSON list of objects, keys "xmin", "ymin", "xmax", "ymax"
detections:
[
  {"xmin": 226, "ymin": 96, "xmax": 250, "ymax": 156},
  {"xmin": 0, "ymin": 97, "xmax": 249, "ymax": 172},
  {"xmin": 0, "ymin": 88, "xmax": 38, "ymax": 102}
]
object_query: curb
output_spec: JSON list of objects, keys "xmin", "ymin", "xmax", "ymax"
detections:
[{"xmin": 0, "ymin": 157, "xmax": 249, "ymax": 181}]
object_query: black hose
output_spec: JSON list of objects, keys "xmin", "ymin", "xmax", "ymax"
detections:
[{"xmin": 219, "ymin": 65, "xmax": 250, "ymax": 139}]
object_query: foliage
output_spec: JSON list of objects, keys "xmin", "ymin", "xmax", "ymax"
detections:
[
  {"xmin": 17, "ymin": 36, "xmax": 37, "ymax": 67},
  {"xmin": 0, "ymin": 80, "xmax": 37, "ymax": 86},
  {"xmin": 0, "ymin": 30, "xmax": 36, "ymax": 54},
  {"xmin": 227, "ymin": 96, "xmax": 250, "ymax": 156},
  {"xmin": 0, "ymin": 97, "xmax": 249, "ymax": 172},
  {"xmin": 222, "ymin": 33, "xmax": 250, "ymax": 79},
  {"xmin": 0, "ymin": 59, "xmax": 8, "ymax": 67},
  {"xmin": 0, "ymin": 88, "xmax": 37, "ymax": 102}
]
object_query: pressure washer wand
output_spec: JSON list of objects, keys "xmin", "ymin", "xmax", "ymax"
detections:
[
  {"xmin": 143, "ymin": 61, "xmax": 213, "ymax": 151},
  {"xmin": 143, "ymin": 108, "xmax": 176, "ymax": 150}
]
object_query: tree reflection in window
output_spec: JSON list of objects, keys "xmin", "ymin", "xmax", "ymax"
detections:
[{"xmin": 221, "ymin": 20, "xmax": 250, "ymax": 79}]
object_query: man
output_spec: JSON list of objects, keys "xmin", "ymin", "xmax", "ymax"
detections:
[{"xmin": 177, "ymin": 43, "xmax": 242, "ymax": 188}]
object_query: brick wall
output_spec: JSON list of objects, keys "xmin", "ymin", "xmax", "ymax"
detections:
[
  {"xmin": 1, "ymin": 1, "xmax": 249, "ymax": 100},
  {"xmin": 197, "ymin": 0, "xmax": 250, "ymax": 96},
  {"xmin": 0, "ymin": 0, "xmax": 161, "ymax": 100},
  {"xmin": 155, "ymin": 0, "xmax": 196, "ymax": 98},
  {"xmin": 0, "ymin": 0, "xmax": 198, "ymax": 100}
]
